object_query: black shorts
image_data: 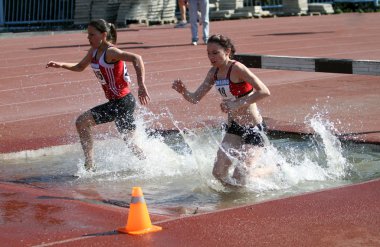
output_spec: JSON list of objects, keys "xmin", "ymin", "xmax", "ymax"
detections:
[
  {"xmin": 90, "ymin": 93, "xmax": 136, "ymax": 133},
  {"xmin": 226, "ymin": 121, "xmax": 267, "ymax": 146}
]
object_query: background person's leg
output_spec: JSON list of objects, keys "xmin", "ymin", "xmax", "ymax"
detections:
[
  {"xmin": 199, "ymin": 0, "xmax": 209, "ymax": 43},
  {"xmin": 175, "ymin": 0, "xmax": 188, "ymax": 27},
  {"xmin": 188, "ymin": 0, "xmax": 199, "ymax": 45}
]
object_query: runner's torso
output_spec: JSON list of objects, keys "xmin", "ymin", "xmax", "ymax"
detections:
[
  {"xmin": 213, "ymin": 61, "xmax": 262, "ymax": 125},
  {"xmin": 214, "ymin": 61, "xmax": 253, "ymax": 100},
  {"xmin": 90, "ymin": 46, "xmax": 131, "ymax": 100}
]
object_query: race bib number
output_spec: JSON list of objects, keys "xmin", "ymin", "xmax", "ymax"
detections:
[
  {"xmin": 93, "ymin": 68, "xmax": 107, "ymax": 85},
  {"xmin": 215, "ymin": 79, "xmax": 234, "ymax": 99}
]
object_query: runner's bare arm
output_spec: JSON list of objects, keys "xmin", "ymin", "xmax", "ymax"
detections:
[
  {"xmin": 172, "ymin": 68, "xmax": 215, "ymax": 104},
  {"xmin": 107, "ymin": 47, "xmax": 150, "ymax": 105},
  {"xmin": 46, "ymin": 49, "xmax": 93, "ymax": 72}
]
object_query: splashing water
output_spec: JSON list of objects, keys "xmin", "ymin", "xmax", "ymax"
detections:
[
  {"xmin": 308, "ymin": 114, "xmax": 349, "ymax": 178},
  {"xmin": 74, "ymin": 107, "xmax": 351, "ymax": 193},
  {"xmin": 1, "ymin": 107, "xmax": 376, "ymax": 213},
  {"xmin": 242, "ymin": 113, "xmax": 351, "ymax": 194}
]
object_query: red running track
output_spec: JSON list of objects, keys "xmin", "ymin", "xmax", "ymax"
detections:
[
  {"xmin": 0, "ymin": 13, "xmax": 380, "ymax": 246},
  {"xmin": 1, "ymin": 13, "xmax": 380, "ymax": 153}
]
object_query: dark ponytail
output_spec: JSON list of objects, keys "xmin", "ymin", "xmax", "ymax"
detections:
[
  {"xmin": 88, "ymin": 19, "xmax": 117, "ymax": 44},
  {"xmin": 207, "ymin": 34, "xmax": 236, "ymax": 59},
  {"xmin": 108, "ymin": 23, "xmax": 117, "ymax": 44}
]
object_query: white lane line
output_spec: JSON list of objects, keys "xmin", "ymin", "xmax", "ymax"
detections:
[{"xmin": 32, "ymin": 236, "xmax": 95, "ymax": 247}]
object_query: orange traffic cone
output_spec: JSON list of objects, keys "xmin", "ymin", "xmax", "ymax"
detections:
[{"xmin": 118, "ymin": 187, "xmax": 162, "ymax": 235}]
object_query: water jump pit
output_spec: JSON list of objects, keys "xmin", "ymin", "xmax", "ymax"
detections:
[{"xmin": 1, "ymin": 114, "xmax": 379, "ymax": 217}]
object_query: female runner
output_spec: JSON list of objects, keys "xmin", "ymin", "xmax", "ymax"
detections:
[
  {"xmin": 46, "ymin": 19, "xmax": 150, "ymax": 171},
  {"xmin": 172, "ymin": 34, "xmax": 270, "ymax": 186}
]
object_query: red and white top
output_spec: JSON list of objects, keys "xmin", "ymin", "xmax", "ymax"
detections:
[
  {"xmin": 214, "ymin": 61, "xmax": 253, "ymax": 99},
  {"xmin": 90, "ymin": 46, "xmax": 131, "ymax": 100}
]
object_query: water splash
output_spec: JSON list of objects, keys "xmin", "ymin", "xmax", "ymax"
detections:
[
  {"xmin": 72, "ymin": 106, "xmax": 201, "ymax": 180},
  {"xmin": 308, "ymin": 113, "xmax": 349, "ymax": 178},
  {"xmin": 1, "ymin": 105, "xmax": 377, "ymax": 212},
  {"xmin": 243, "ymin": 112, "xmax": 351, "ymax": 193},
  {"xmin": 71, "ymin": 104, "xmax": 352, "ymax": 196}
]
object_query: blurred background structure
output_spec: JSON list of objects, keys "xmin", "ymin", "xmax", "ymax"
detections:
[{"xmin": 0, "ymin": 0, "xmax": 378, "ymax": 32}]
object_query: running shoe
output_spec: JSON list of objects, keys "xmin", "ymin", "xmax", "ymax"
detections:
[{"xmin": 175, "ymin": 21, "xmax": 188, "ymax": 28}]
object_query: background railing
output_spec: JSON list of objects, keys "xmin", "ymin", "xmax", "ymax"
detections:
[
  {"xmin": 0, "ymin": 0, "xmax": 378, "ymax": 32},
  {"xmin": 0, "ymin": 0, "xmax": 75, "ymax": 30}
]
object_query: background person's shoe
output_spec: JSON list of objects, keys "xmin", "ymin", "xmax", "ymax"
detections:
[{"xmin": 175, "ymin": 21, "xmax": 188, "ymax": 28}]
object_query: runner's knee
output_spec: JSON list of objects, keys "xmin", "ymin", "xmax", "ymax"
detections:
[{"xmin": 75, "ymin": 112, "xmax": 93, "ymax": 130}]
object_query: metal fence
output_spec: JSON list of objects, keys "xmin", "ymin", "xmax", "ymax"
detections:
[
  {"xmin": 1, "ymin": 0, "xmax": 378, "ymax": 31},
  {"xmin": 0, "ymin": 0, "xmax": 75, "ymax": 28}
]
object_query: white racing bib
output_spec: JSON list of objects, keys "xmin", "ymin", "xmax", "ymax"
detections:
[
  {"xmin": 91, "ymin": 64, "xmax": 107, "ymax": 85},
  {"xmin": 215, "ymin": 79, "xmax": 234, "ymax": 99}
]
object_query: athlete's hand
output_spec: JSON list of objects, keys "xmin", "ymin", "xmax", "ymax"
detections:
[
  {"xmin": 138, "ymin": 85, "xmax": 150, "ymax": 105},
  {"xmin": 220, "ymin": 99, "xmax": 235, "ymax": 113},
  {"xmin": 46, "ymin": 61, "xmax": 62, "ymax": 68},
  {"xmin": 172, "ymin": 79, "xmax": 186, "ymax": 95}
]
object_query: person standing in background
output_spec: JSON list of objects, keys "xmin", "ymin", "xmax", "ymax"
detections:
[
  {"xmin": 188, "ymin": 0, "xmax": 209, "ymax": 45},
  {"xmin": 175, "ymin": 0, "xmax": 189, "ymax": 28}
]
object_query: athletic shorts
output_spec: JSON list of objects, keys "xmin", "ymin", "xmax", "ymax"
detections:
[
  {"xmin": 226, "ymin": 121, "xmax": 267, "ymax": 146},
  {"xmin": 90, "ymin": 93, "xmax": 136, "ymax": 133}
]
